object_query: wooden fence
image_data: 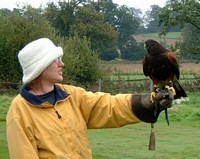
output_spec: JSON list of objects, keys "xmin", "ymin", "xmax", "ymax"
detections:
[
  {"xmin": 1, "ymin": 77, "xmax": 200, "ymax": 94},
  {"xmin": 66, "ymin": 77, "xmax": 200, "ymax": 94},
  {"xmin": 85, "ymin": 77, "xmax": 200, "ymax": 94}
]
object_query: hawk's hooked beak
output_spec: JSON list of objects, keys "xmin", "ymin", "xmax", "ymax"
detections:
[{"xmin": 144, "ymin": 43, "xmax": 147, "ymax": 49}]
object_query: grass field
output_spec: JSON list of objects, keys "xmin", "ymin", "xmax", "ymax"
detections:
[
  {"xmin": 139, "ymin": 32, "xmax": 182, "ymax": 39},
  {"xmin": 90, "ymin": 121, "xmax": 200, "ymax": 159},
  {"xmin": 102, "ymin": 61, "xmax": 200, "ymax": 75},
  {"xmin": 1, "ymin": 92, "xmax": 200, "ymax": 159},
  {"xmin": 133, "ymin": 32, "xmax": 182, "ymax": 46}
]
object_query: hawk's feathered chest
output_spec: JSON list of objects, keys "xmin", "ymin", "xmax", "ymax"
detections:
[{"xmin": 143, "ymin": 51, "xmax": 179, "ymax": 82}]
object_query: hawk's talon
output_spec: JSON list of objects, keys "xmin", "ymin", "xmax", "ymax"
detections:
[
  {"xmin": 165, "ymin": 85, "xmax": 176, "ymax": 95},
  {"xmin": 150, "ymin": 91, "xmax": 156, "ymax": 103}
]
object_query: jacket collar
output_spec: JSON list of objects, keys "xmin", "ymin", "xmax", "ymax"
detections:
[{"xmin": 20, "ymin": 84, "xmax": 69, "ymax": 106}]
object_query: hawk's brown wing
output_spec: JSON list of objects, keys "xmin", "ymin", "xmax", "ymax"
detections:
[
  {"xmin": 167, "ymin": 51, "xmax": 180, "ymax": 79},
  {"xmin": 143, "ymin": 55, "xmax": 150, "ymax": 77}
]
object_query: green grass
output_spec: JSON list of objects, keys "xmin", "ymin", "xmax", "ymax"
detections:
[
  {"xmin": 0, "ymin": 121, "xmax": 9, "ymax": 159},
  {"xmin": 0, "ymin": 95, "xmax": 13, "ymax": 121},
  {"xmin": 0, "ymin": 94, "xmax": 16, "ymax": 159},
  {"xmin": 90, "ymin": 121, "xmax": 200, "ymax": 159},
  {"xmin": 1, "ymin": 92, "xmax": 200, "ymax": 159},
  {"xmin": 140, "ymin": 32, "xmax": 182, "ymax": 39},
  {"xmin": 109, "ymin": 73, "xmax": 197, "ymax": 81},
  {"xmin": 110, "ymin": 73, "xmax": 147, "ymax": 80}
]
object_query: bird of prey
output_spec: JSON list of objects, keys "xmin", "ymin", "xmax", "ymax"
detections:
[{"xmin": 143, "ymin": 39, "xmax": 188, "ymax": 125}]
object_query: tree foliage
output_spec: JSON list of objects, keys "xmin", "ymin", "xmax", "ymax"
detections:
[
  {"xmin": 159, "ymin": 0, "xmax": 200, "ymax": 59},
  {"xmin": 144, "ymin": 5, "xmax": 162, "ymax": 33},
  {"xmin": 0, "ymin": 4, "xmax": 108, "ymax": 84},
  {"xmin": 45, "ymin": 0, "xmax": 143, "ymax": 61},
  {"xmin": 71, "ymin": 6, "xmax": 119, "ymax": 60},
  {"xmin": 98, "ymin": 2, "xmax": 143, "ymax": 60},
  {"xmin": 181, "ymin": 25, "xmax": 200, "ymax": 60},
  {"xmin": 159, "ymin": 0, "xmax": 200, "ymax": 33},
  {"xmin": 45, "ymin": 1, "xmax": 119, "ymax": 61},
  {"xmin": 45, "ymin": 1, "xmax": 76, "ymax": 37},
  {"xmin": 62, "ymin": 33, "xmax": 103, "ymax": 83},
  {"xmin": 112, "ymin": 5, "xmax": 141, "ymax": 48},
  {"xmin": 0, "ymin": 6, "xmax": 57, "ymax": 83},
  {"xmin": 120, "ymin": 38, "xmax": 144, "ymax": 61}
]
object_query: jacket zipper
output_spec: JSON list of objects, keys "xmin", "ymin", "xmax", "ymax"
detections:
[{"xmin": 53, "ymin": 107, "xmax": 62, "ymax": 119}]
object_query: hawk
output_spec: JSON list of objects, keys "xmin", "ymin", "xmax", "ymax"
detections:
[{"xmin": 143, "ymin": 39, "xmax": 188, "ymax": 125}]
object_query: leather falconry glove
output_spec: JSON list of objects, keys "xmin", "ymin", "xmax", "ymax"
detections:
[{"xmin": 131, "ymin": 89, "xmax": 174, "ymax": 123}]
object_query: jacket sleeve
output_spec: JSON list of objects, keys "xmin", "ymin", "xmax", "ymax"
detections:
[
  {"xmin": 7, "ymin": 113, "xmax": 39, "ymax": 159},
  {"xmin": 77, "ymin": 89, "xmax": 141, "ymax": 128}
]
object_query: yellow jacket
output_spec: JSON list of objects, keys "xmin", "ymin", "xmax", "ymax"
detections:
[{"xmin": 6, "ymin": 83, "xmax": 140, "ymax": 159}]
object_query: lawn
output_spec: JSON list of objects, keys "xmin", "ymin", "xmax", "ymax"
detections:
[
  {"xmin": 0, "ymin": 92, "xmax": 200, "ymax": 159},
  {"xmin": 90, "ymin": 121, "xmax": 200, "ymax": 159},
  {"xmin": 133, "ymin": 32, "xmax": 183, "ymax": 46},
  {"xmin": 0, "ymin": 122, "xmax": 8, "ymax": 159},
  {"xmin": 139, "ymin": 32, "xmax": 182, "ymax": 39}
]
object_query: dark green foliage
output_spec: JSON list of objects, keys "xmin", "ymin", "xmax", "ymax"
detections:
[
  {"xmin": 45, "ymin": 1, "xmax": 75, "ymax": 37},
  {"xmin": 159, "ymin": 0, "xmax": 200, "ymax": 60},
  {"xmin": 71, "ymin": 6, "xmax": 119, "ymax": 60},
  {"xmin": 180, "ymin": 25, "xmax": 200, "ymax": 60},
  {"xmin": 0, "ymin": 6, "xmax": 63, "ymax": 83},
  {"xmin": 0, "ymin": 4, "xmax": 107, "ymax": 84},
  {"xmin": 120, "ymin": 37, "xmax": 145, "ymax": 61},
  {"xmin": 159, "ymin": 0, "xmax": 200, "ymax": 33},
  {"xmin": 63, "ymin": 33, "xmax": 103, "ymax": 83},
  {"xmin": 144, "ymin": 5, "xmax": 163, "ymax": 33},
  {"xmin": 45, "ymin": 0, "xmax": 143, "ymax": 61}
]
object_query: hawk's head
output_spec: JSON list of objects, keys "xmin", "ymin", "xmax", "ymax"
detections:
[{"xmin": 144, "ymin": 39, "xmax": 167, "ymax": 55}]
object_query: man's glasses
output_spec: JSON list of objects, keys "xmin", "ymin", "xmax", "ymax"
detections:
[{"xmin": 54, "ymin": 57, "xmax": 63, "ymax": 64}]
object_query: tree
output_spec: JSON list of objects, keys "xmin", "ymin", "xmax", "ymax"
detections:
[
  {"xmin": 180, "ymin": 25, "xmax": 200, "ymax": 60},
  {"xmin": 159, "ymin": 0, "xmax": 200, "ymax": 34},
  {"xmin": 71, "ymin": 6, "xmax": 119, "ymax": 60},
  {"xmin": 85, "ymin": 1, "xmax": 143, "ymax": 60},
  {"xmin": 62, "ymin": 33, "xmax": 103, "ymax": 83},
  {"xmin": 45, "ymin": 1, "xmax": 76, "ymax": 37},
  {"xmin": 114, "ymin": 6, "xmax": 141, "ymax": 48},
  {"xmin": 120, "ymin": 37, "xmax": 145, "ymax": 61},
  {"xmin": 143, "ymin": 4, "xmax": 180, "ymax": 34},
  {"xmin": 159, "ymin": 0, "xmax": 200, "ymax": 59},
  {"xmin": 0, "ymin": 3, "xmax": 109, "ymax": 84},
  {"xmin": 144, "ymin": 5, "xmax": 162, "ymax": 33},
  {"xmin": 0, "ymin": 6, "xmax": 59, "ymax": 83},
  {"xmin": 114, "ymin": 6, "xmax": 142, "ymax": 60},
  {"xmin": 45, "ymin": 1, "xmax": 119, "ymax": 61}
]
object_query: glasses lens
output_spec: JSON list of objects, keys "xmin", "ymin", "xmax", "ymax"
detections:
[{"xmin": 54, "ymin": 57, "xmax": 62, "ymax": 63}]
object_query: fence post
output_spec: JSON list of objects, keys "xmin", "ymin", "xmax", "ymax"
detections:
[
  {"xmin": 149, "ymin": 79, "xmax": 153, "ymax": 93},
  {"xmin": 98, "ymin": 79, "xmax": 101, "ymax": 92}
]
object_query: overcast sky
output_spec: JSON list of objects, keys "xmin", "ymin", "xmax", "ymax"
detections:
[{"xmin": 0, "ymin": 0, "xmax": 166, "ymax": 13}]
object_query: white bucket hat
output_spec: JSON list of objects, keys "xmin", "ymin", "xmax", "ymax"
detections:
[{"xmin": 18, "ymin": 38, "xmax": 63, "ymax": 84}]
